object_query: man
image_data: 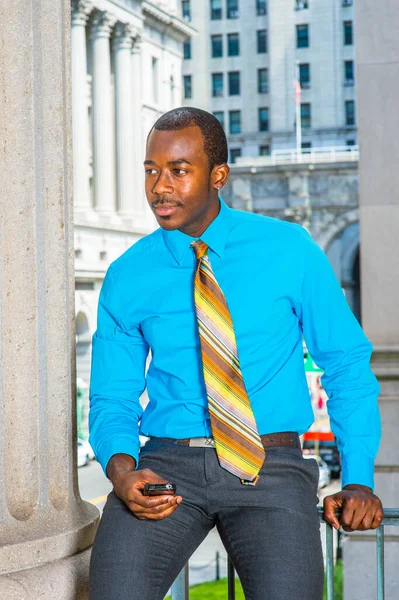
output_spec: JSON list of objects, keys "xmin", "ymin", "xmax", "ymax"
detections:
[{"xmin": 89, "ymin": 107, "xmax": 383, "ymax": 600}]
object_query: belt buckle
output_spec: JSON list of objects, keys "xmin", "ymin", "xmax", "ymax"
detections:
[{"xmin": 189, "ymin": 437, "xmax": 215, "ymax": 448}]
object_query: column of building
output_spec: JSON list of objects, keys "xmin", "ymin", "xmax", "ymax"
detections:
[{"xmin": 0, "ymin": 1, "xmax": 98, "ymax": 597}]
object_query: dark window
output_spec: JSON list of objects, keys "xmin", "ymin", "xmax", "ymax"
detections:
[
  {"xmin": 183, "ymin": 39, "xmax": 191, "ymax": 60},
  {"xmin": 258, "ymin": 107, "xmax": 269, "ymax": 131},
  {"xmin": 213, "ymin": 111, "xmax": 225, "ymax": 128},
  {"xmin": 346, "ymin": 139, "xmax": 356, "ymax": 146},
  {"xmin": 256, "ymin": 0, "xmax": 267, "ymax": 15},
  {"xmin": 230, "ymin": 148, "xmax": 242, "ymax": 163},
  {"xmin": 211, "ymin": 0, "xmax": 222, "ymax": 19},
  {"xmin": 299, "ymin": 63, "xmax": 310, "ymax": 88},
  {"xmin": 228, "ymin": 33, "xmax": 240, "ymax": 56},
  {"xmin": 344, "ymin": 20, "xmax": 353, "ymax": 45},
  {"xmin": 75, "ymin": 281, "xmax": 95, "ymax": 290},
  {"xmin": 295, "ymin": 0, "xmax": 308, "ymax": 9},
  {"xmin": 257, "ymin": 29, "xmax": 267, "ymax": 53},
  {"xmin": 211, "ymin": 35, "xmax": 223, "ymax": 58},
  {"xmin": 228, "ymin": 71, "xmax": 240, "ymax": 95},
  {"xmin": 344, "ymin": 60, "xmax": 354, "ymax": 84},
  {"xmin": 301, "ymin": 103, "xmax": 311, "ymax": 128},
  {"xmin": 342, "ymin": 0, "xmax": 353, "ymax": 5},
  {"xmin": 259, "ymin": 145, "xmax": 270, "ymax": 156},
  {"xmin": 212, "ymin": 73, "xmax": 224, "ymax": 97},
  {"xmin": 297, "ymin": 24, "xmax": 309, "ymax": 48},
  {"xmin": 229, "ymin": 110, "xmax": 241, "ymax": 134},
  {"xmin": 227, "ymin": 0, "xmax": 239, "ymax": 19},
  {"xmin": 182, "ymin": 0, "xmax": 190, "ymax": 21},
  {"xmin": 258, "ymin": 68, "xmax": 268, "ymax": 93},
  {"xmin": 183, "ymin": 75, "xmax": 192, "ymax": 99},
  {"xmin": 345, "ymin": 100, "xmax": 355, "ymax": 126},
  {"xmin": 301, "ymin": 141, "xmax": 312, "ymax": 153}
]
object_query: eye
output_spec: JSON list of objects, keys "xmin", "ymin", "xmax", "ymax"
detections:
[
  {"xmin": 173, "ymin": 169, "xmax": 187, "ymax": 175},
  {"xmin": 145, "ymin": 168, "xmax": 158, "ymax": 175}
]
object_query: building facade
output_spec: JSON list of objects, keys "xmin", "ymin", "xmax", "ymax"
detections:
[
  {"xmin": 182, "ymin": 0, "xmax": 356, "ymax": 162},
  {"xmin": 71, "ymin": 0, "xmax": 194, "ymax": 431}
]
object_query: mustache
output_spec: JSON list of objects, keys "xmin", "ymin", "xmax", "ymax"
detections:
[{"xmin": 152, "ymin": 198, "xmax": 182, "ymax": 208}]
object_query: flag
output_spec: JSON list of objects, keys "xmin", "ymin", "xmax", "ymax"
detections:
[{"xmin": 293, "ymin": 79, "xmax": 301, "ymax": 104}]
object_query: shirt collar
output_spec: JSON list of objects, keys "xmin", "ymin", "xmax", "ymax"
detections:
[{"xmin": 162, "ymin": 197, "xmax": 232, "ymax": 266}]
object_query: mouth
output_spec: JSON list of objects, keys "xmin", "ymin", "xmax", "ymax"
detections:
[{"xmin": 153, "ymin": 204, "xmax": 180, "ymax": 217}]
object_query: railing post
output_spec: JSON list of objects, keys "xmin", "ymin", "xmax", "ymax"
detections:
[
  {"xmin": 171, "ymin": 564, "xmax": 189, "ymax": 600},
  {"xmin": 377, "ymin": 526, "xmax": 385, "ymax": 600},
  {"xmin": 325, "ymin": 522, "xmax": 335, "ymax": 600}
]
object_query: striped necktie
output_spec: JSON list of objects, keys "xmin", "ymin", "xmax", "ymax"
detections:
[{"xmin": 191, "ymin": 240, "xmax": 266, "ymax": 485}]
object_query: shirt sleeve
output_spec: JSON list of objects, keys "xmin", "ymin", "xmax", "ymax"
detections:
[
  {"xmin": 89, "ymin": 265, "xmax": 149, "ymax": 477},
  {"xmin": 294, "ymin": 229, "xmax": 381, "ymax": 490}
]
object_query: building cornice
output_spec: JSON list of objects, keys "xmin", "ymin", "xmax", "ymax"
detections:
[{"xmin": 141, "ymin": 1, "xmax": 196, "ymax": 39}]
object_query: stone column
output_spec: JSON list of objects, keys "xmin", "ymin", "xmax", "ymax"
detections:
[
  {"xmin": 131, "ymin": 36, "xmax": 148, "ymax": 225},
  {"xmin": 89, "ymin": 11, "xmax": 117, "ymax": 213},
  {"xmin": 113, "ymin": 23, "xmax": 136, "ymax": 216},
  {"xmin": 0, "ymin": 1, "xmax": 99, "ymax": 598},
  {"xmin": 344, "ymin": 2, "xmax": 399, "ymax": 599},
  {"xmin": 71, "ymin": 0, "xmax": 93, "ymax": 212}
]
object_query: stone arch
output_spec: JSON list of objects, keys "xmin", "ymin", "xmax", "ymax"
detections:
[
  {"xmin": 325, "ymin": 220, "xmax": 361, "ymax": 323},
  {"xmin": 316, "ymin": 208, "xmax": 359, "ymax": 251}
]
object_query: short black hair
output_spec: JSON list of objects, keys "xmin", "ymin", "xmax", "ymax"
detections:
[{"xmin": 150, "ymin": 107, "xmax": 228, "ymax": 171}]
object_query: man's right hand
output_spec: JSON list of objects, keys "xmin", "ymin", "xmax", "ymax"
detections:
[{"xmin": 106, "ymin": 453, "xmax": 182, "ymax": 520}]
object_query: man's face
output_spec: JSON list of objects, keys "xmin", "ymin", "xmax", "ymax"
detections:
[{"xmin": 144, "ymin": 125, "xmax": 224, "ymax": 236}]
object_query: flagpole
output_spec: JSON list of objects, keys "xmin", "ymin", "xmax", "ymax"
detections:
[{"xmin": 295, "ymin": 60, "xmax": 302, "ymax": 159}]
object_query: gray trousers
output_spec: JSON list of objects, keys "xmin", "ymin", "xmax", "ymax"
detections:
[{"xmin": 89, "ymin": 438, "xmax": 324, "ymax": 600}]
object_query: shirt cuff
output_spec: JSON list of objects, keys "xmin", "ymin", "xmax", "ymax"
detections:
[
  {"xmin": 341, "ymin": 453, "xmax": 375, "ymax": 491},
  {"xmin": 94, "ymin": 436, "xmax": 140, "ymax": 478}
]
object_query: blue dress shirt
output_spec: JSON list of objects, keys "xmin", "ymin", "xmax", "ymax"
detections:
[{"xmin": 89, "ymin": 198, "xmax": 381, "ymax": 489}]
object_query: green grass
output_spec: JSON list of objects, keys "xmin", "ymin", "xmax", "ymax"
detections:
[{"xmin": 165, "ymin": 560, "xmax": 343, "ymax": 600}]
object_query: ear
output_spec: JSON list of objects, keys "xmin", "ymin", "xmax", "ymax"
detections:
[{"xmin": 211, "ymin": 163, "xmax": 230, "ymax": 191}]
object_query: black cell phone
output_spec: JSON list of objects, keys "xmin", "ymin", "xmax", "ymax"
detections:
[{"xmin": 143, "ymin": 483, "xmax": 177, "ymax": 496}]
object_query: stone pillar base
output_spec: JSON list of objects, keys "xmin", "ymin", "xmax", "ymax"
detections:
[{"xmin": 0, "ymin": 546, "xmax": 92, "ymax": 600}]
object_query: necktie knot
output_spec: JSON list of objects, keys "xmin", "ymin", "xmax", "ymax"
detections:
[{"xmin": 191, "ymin": 240, "xmax": 208, "ymax": 261}]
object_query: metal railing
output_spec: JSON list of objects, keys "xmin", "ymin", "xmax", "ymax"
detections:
[
  {"xmin": 170, "ymin": 508, "xmax": 399, "ymax": 600},
  {"xmin": 235, "ymin": 145, "xmax": 359, "ymax": 168}
]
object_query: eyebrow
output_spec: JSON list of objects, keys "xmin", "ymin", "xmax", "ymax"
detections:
[{"xmin": 143, "ymin": 159, "xmax": 193, "ymax": 166}]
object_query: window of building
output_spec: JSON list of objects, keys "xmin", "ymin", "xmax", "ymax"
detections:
[
  {"xmin": 300, "ymin": 103, "xmax": 311, "ymax": 128},
  {"xmin": 152, "ymin": 57, "xmax": 159, "ymax": 103},
  {"xmin": 213, "ymin": 111, "xmax": 225, "ymax": 128},
  {"xmin": 211, "ymin": 0, "xmax": 222, "ymax": 19},
  {"xmin": 212, "ymin": 72, "xmax": 224, "ymax": 97},
  {"xmin": 211, "ymin": 35, "xmax": 223, "ymax": 58},
  {"xmin": 342, "ymin": 0, "xmax": 353, "ymax": 6},
  {"xmin": 229, "ymin": 110, "xmax": 241, "ymax": 134},
  {"xmin": 183, "ymin": 74, "xmax": 192, "ymax": 99},
  {"xmin": 230, "ymin": 148, "xmax": 242, "ymax": 163},
  {"xmin": 299, "ymin": 63, "xmax": 310, "ymax": 88},
  {"xmin": 228, "ymin": 33, "xmax": 240, "ymax": 56},
  {"xmin": 258, "ymin": 107, "xmax": 269, "ymax": 131},
  {"xmin": 227, "ymin": 0, "xmax": 239, "ymax": 19},
  {"xmin": 301, "ymin": 141, "xmax": 312, "ymax": 153},
  {"xmin": 259, "ymin": 145, "xmax": 270, "ymax": 156},
  {"xmin": 257, "ymin": 29, "xmax": 268, "ymax": 53},
  {"xmin": 296, "ymin": 24, "xmax": 309, "ymax": 48},
  {"xmin": 228, "ymin": 71, "xmax": 240, "ymax": 95},
  {"xmin": 295, "ymin": 0, "xmax": 308, "ymax": 9},
  {"xmin": 345, "ymin": 100, "xmax": 355, "ymax": 126},
  {"xmin": 344, "ymin": 20, "xmax": 353, "ymax": 45},
  {"xmin": 258, "ymin": 68, "xmax": 268, "ymax": 93},
  {"xmin": 346, "ymin": 139, "xmax": 356, "ymax": 146},
  {"xmin": 256, "ymin": 0, "xmax": 267, "ymax": 15},
  {"xmin": 344, "ymin": 60, "xmax": 354, "ymax": 85},
  {"xmin": 182, "ymin": 0, "xmax": 190, "ymax": 21},
  {"xmin": 183, "ymin": 39, "xmax": 191, "ymax": 60}
]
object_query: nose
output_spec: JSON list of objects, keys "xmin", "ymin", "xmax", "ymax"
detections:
[{"xmin": 152, "ymin": 169, "xmax": 174, "ymax": 196}]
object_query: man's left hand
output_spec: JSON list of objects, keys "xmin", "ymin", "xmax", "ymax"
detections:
[{"xmin": 323, "ymin": 484, "xmax": 383, "ymax": 532}]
